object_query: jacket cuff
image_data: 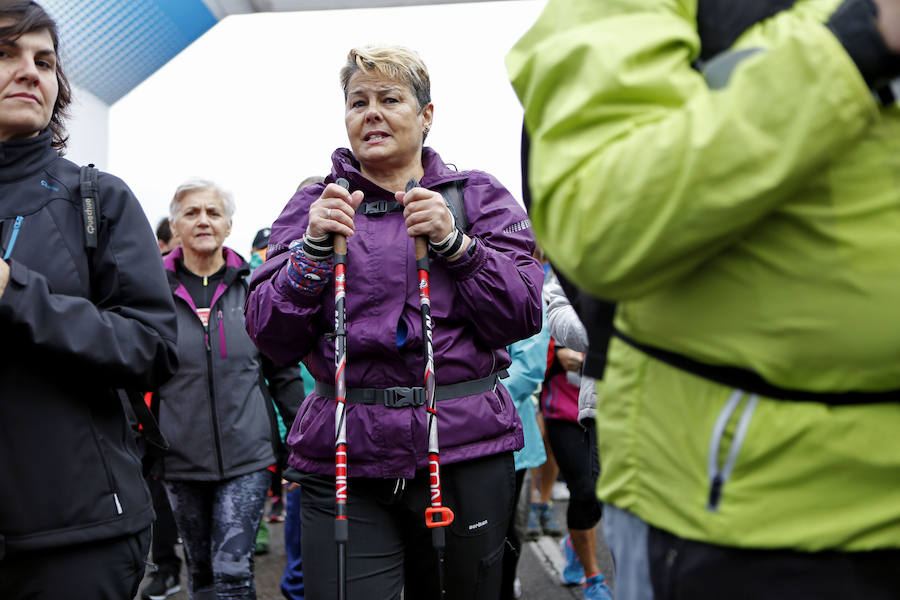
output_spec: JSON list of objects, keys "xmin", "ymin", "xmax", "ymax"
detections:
[
  {"xmin": 827, "ymin": 0, "xmax": 900, "ymax": 87},
  {"xmin": 0, "ymin": 260, "xmax": 27, "ymax": 317},
  {"xmin": 441, "ymin": 237, "xmax": 486, "ymax": 281},
  {"xmin": 274, "ymin": 259, "xmax": 329, "ymax": 306}
]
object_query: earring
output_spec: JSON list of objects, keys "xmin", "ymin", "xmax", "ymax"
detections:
[{"xmin": 424, "ymin": 126, "xmax": 430, "ymax": 135}]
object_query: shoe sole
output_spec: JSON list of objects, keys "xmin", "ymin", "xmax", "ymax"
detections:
[{"xmin": 146, "ymin": 584, "xmax": 181, "ymax": 600}]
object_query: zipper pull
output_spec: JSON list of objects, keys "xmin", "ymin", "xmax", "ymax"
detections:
[
  {"xmin": 707, "ymin": 474, "xmax": 723, "ymax": 511},
  {"xmin": 204, "ymin": 323, "xmax": 211, "ymax": 352},
  {"xmin": 3, "ymin": 216, "xmax": 24, "ymax": 260}
]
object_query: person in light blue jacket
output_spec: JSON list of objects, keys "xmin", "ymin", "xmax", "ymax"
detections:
[{"xmin": 500, "ymin": 311, "xmax": 550, "ymax": 600}]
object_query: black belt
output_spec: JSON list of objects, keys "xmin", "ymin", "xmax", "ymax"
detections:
[
  {"xmin": 613, "ymin": 329, "xmax": 900, "ymax": 405},
  {"xmin": 314, "ymin": 371, "xmax": 507, "ymax": 408}
]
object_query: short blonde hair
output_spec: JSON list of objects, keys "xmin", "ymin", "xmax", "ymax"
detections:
[
  {"xmin": 340, "ymin": 45, "xmax": 431, "ymax": 112},
  {"xmin": 169, "ymin": 179, "xmax": 235, "ymax": 224}
]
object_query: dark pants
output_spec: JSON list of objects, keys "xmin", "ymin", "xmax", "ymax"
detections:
[
  {"xmin": 148, "ymin": 473, "xmax": 182, "ymax": 576},
  {"xmin": 648, "ymin": 525, "xmax": 900, "ymax": 600},
  {"xmin": 0, "ymin": 526, "xmax": 150, "ymax": 600},
  {"xmin": 499, "ymin": 468, "xmax": 527, "ymax": 600},
  {"xmin": 299, "ymin": 452, "xmax": 516, "ymax": 600},
  {"xmin": 163, "ymin": 470, "xmax": 270, "ymax": 600},
  {"xmin": 546, "ymin": 418, "xmax": 601, "ymax": 530},
  {"xmin": 280, "ymin": 486, "xmax": 304, "ymax": 599}
]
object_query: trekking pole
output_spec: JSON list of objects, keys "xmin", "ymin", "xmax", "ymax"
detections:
[
  {"xmin": 406, "ymin": 179, "xmax": 455, "ymax": 598},
  {"xmin": 334, "ymin": 177, "xmax": 351, "ymax": 600}
]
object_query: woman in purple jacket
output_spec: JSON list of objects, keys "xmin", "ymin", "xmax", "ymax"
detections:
[{"xmin": 245, "ymin": 45, "xmax": 543, "ymax": 599}]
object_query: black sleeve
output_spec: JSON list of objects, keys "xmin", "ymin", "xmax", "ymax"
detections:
[
  {"xmin": 0, "ymin": 173, "xmax": 178, "ymax": 390},
  {"xmin": 261, "ymin": 355, "xmax": 305, "ymax": 431},
  {"xmin": 827, "ymin": 0, "xmax": 900, "ymax": 87}
]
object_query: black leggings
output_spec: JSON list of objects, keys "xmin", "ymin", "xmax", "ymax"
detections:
[
  {"xmin": 299, "ymin": 452, "xmax": 516, "ymax": 600},
  {"xmin": 546, "ymin": 418, "xmax": 601, "ymax": 530}
]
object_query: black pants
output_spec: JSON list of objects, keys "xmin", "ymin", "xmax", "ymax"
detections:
[
  {"xmin": 499, "ymin": 468, "xmax": 527, "ymax": 600},
  {"xmin": 0, "ymin": 526, "xmax": 150, "ymax": 600},
  {"xmin": 299, "ymin": 452, "xmax": 516, "ymax": 600},
  {"xmin": 148, "ymin": 473, "xmax": 182, "ymax": 576},
  {"xmin": 546, "ymin": 418, "xmax": 601, "ymax": 530},
  {"xmin": 648, "ymin": 524, "xmax": 900, "ymax": 600}
]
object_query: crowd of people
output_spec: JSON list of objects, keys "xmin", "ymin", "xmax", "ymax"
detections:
[{"xmin": 3, "ymin": 0, "xmax": 900, "ymax": 599}]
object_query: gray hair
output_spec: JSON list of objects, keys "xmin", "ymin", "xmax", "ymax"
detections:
[{"xmin": 169, "ymin": 179, "xmax": 236, "ymax": 224}]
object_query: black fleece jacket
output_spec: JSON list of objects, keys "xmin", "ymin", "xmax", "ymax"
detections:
[{"xmin": 0, "ymin": 131, "xmax": 178, "ymax": 558}]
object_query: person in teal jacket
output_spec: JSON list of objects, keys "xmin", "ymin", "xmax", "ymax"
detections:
[{"xmin": 509, "ymin": 0, "xmax": 900, "ymax": 598}]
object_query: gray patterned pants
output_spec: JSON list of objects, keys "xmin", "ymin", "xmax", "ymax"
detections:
[{"xmin": 163, "ymin": 470, "xmax": 270, "ymax": 599}]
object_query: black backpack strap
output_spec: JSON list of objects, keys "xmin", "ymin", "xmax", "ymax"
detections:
[
  {"xmin": 436, "ymin": 179, "xmax": 468, "ymax": 233},
  {"xmin": 79, "ymin": 163, "xmax": 170, "ymax": 458},
  {"xmin": 80, "ymin": 164, "xmax": 99, "ymax": 249},
  {"xmin": 127, "ymin": 390, "xmax": 170, "ymax": 452}
]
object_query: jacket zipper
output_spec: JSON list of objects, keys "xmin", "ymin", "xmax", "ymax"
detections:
[
  {"xmin": 3, "ymin": 215, "xmax": 23, "ymax": 259},
  {"xmin": 88, "ymin": 409, "xmax": 124, "ymax": 515},
  {"xmin": 204, "ymin": 320, "xmax": 226, "ymax": 477},
  {"xmin": 706, "ymin": 390, "xmax": 758, "ymax": 511},
  {"xmin": 217, "ymin": 309, "xmax": 227, "ymax": 359}
]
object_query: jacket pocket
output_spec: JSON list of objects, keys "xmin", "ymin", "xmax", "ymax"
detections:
[{"xmin": 706, "ymin": 390, "xmax": 758, "ymax": 512}]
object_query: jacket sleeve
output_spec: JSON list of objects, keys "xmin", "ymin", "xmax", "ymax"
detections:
[
  {"xmin": 0, "ymin": 173, "xmax": 178, "ymax": 390},
  {"xmin": 441, "ymin": 173, "xmax": 544, "ymax": 348},
  {"xmin": 507, "ymin": 0, "xmax": 879, "ymax": 299},
  {"xmin": 245, "ymin": 187, "xmax": 326, "ymax": 366},
  {"xmin": 544, "ymin": 277, "xmax": 589, "ymax": 354},
  {"xmin": 261, "ymin": 355, "xmax": 304, "ymax": 432},
  {"xmin": 504, "ymin": 309, "xmax": 551, "ymax": 409}
]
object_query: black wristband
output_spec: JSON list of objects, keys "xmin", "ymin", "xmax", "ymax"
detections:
[
  {"xmin": 302, "ymin": 234, "xmax": 333, "ymax": 260},
  {"xmin": 431, "ymin": 228, "xmax": 465, "ymax": 258}
]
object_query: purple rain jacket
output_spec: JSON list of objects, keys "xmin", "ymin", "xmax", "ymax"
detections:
[{"xmin": 245, "ymin": 147, "xmax": 544, "ymax": 478}]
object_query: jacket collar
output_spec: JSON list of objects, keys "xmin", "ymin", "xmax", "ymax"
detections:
[
  {"xmin": 163, "ymin": 245, "xmax": 250, "ymax": 290},
  {"xmin": 0, "ymin": 130, "xmax": 58, "ymax": 183},
  {"xmin": 330, "ymin": 146, "xmax": 467, "ymax": 196}
]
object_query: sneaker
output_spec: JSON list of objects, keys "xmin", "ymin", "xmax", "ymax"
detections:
[
  {"xmin": 513, "ymin": 576, "xmax": 523, "ymax": 599},
  {"xmin": 525, "ymin": 502, "xmax": 543, "ymax": 540},
  {"xmin": 539, "ymin": 502, "xmax": 563, "ymax": 537},
  {"xmin": 551, "ymin": 480, "xmax": 571, "ymax": 501},
  {"xmin": 267, "ymin": 495, "xmax": 285, "ymax": 523},
  {"xmin": 560, "ymin": 534, "xmax": 585, "ymax": 585},
  {"xmin": 255, "ymin": 519, "xmax": 270, "ymax": 555},
  {"xmin": 142, "ymin": 572, "xmax": 181, "ymax": 600},
  {"xmin": 583, "ymin": 573, "xmax": 613, "ymax": 600}
]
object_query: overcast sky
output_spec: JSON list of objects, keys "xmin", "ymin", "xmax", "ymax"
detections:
[{"xmin": 108, "ymin": 0, "xmax": 546, "ymax": 256}]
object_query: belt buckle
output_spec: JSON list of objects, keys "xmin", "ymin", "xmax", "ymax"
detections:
[{"xmin": 385, "ymin": 387, "xmax": 425, "ymax": 408}]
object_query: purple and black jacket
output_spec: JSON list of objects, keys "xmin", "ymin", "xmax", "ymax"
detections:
[{"xmin": 246, "ymin": 147, "xmax": 543, "ymax": 478}]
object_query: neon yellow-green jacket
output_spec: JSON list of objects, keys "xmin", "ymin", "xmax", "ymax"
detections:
[{"xmin": 508, "ymin": 0, "xmax": 900, "ymax": 551}]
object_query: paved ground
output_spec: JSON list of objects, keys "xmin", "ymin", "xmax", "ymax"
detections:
[{"xmin": 137, "ymin": 477, "xmax": 615, "ymax": 600}]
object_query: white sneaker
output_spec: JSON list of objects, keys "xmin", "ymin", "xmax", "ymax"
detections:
[
  {"xmin": 513, "ymin": 577, "xmax": 523, "ymax": 599},
  {"xmin": 551, "ymin": 480, "xmax": 570, "ymax": 501}
]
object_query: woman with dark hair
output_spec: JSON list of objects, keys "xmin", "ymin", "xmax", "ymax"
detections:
[
  {"xmin": 246, "ymin": 45, "xmax": 543, "ymax": 599},
  {"xmin": 0, "ymin": 2, "xmax": 179, "ymax": 599}
]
